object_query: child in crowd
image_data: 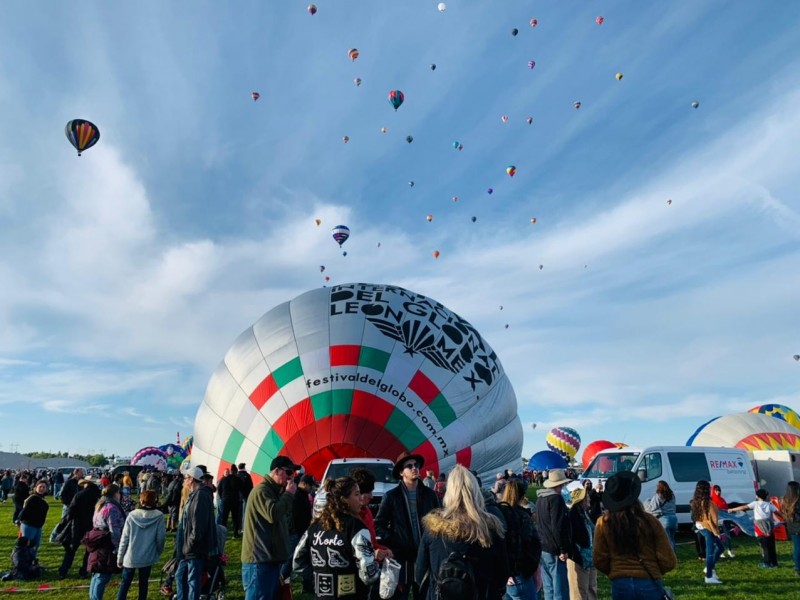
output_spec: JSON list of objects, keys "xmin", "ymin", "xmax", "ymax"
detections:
[{"xmin": 729, "ymin": 489, "xmax": 782, "ymax": 568}]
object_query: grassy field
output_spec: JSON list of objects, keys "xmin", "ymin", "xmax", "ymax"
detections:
[{"xmin": 0, "ymin": 497, "xmax": 798, "ymax": 598}]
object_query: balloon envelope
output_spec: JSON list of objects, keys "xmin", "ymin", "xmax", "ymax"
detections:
[
  {"xmin": 158, "ymin": 443, "xmax": 188, "ymax": 469},
  {"xmin": 687, "ymin": 413, "xmax": 800, "ymax": 451},
  {"xmin": 65, "ymin": 119, "xmax": 100, "ymax": 156},
  {"xmin": 546, "ymin": 427, "xmax": 581, "ymax": 463},
  {"xmin": 529, "ymin": 450, "xmax": 567, "ymax": 472},
  {"xmin": 131, "ymin": 447, "xmax": 168, "ymax": 471},
  {"xmin": 191, "ymin": 283, "xmax": 522, "ymax": 482},
  {"xmin": 748, "ymin": 404, "xmax": 800, "ymax": 431},
  {"xmin": 581, "ymin": 440, "xmax": 616, "ymax": 470}
]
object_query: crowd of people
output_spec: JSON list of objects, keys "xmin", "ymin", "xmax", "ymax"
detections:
[{"xmin": 3, "ymin": 459, "xmax": 800, "ymax": 599}]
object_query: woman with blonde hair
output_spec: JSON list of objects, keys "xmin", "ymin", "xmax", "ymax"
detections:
[
  {"xmin": 415, "ymin": 465, "xmax": 509, "ymax": 600},
  {"xmin": 294, "ymin": 476, "xmax": 380, "ymax": 599},
  {"xmin": 781, "ymin": 481, "xmax": 800, "ymax": 575}
]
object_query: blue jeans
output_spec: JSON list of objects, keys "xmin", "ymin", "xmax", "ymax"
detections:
[
  {"xmin": 611, "ymin": 577, "xmax": 663, "ymax": 600},
  {"xmin": 505, "ymin": 575, "xmax": 537, "ymax": 600},
  {"xmin": 54, "ymin": 483, "xmax": 63, "ymax": 499},
  {"xmin": 658, "ymin": 515, "xmax": 678, "ymax": 552},
  {"xmin": 791, "ymin": 532, "xmax": 800, "ymax": 572},
  {"xmin": 700, "ymin": 529, "xmax": 724, "ymax": 577},
  {"xmin": 19, "ymin": 524, "xmax": 42, "ymax": 556},
  {"xmin": 540, "ymin": 552, "xmax": 569, "ymax": 600},
  {"xmin": 89, "ymin": 572, "xmax": 113, "ymax": 600},
  {"xmin": 242, "ymin": 561, "xmax": 282, "ymax": 600},
  {"xmin": 176, "ymin": 558, "xmax": 204, "ymax": 600},
  {"xmin": 117, "ymin": 565, "xmax": 152, "ymax": 600}
]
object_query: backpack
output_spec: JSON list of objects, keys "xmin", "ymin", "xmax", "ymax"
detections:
[
  {"xmin": 498, "ymin": 502, "xmax": 540, "ymax": 578},
  {"xmin": 435, "ymin": 539, "xmax": 477, "ymax": 600}
]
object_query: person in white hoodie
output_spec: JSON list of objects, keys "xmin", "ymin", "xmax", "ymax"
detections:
[{"xmin": 116, "ymin": 490, "xmax": 166, "ymax": 600}]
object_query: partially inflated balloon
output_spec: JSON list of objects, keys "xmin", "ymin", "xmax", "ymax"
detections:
[
  {"xmin": 131, "ymin": 447, "xmax": 168, "ymax": 471},
  {"xmin": 748, "ymin": 404, "xmax": 800, "ymax": 430},
  {"xmin": 529, "ymin": 450, "xmax": 567, "ymax": 471},
  {"xmin": 159, "ymin": 443, "xmax": 188, "ymax": 470},
  {"xmin": 190, "ymin": 284, "xmax": 523, "ymax": 481},
  {"xmin": 687, "ymin": 413, "xmax": 800, "ymax": 451},
  {"xmin": 65, "ymin": 119, "xmax": 100, "ymax": 156},
  {"xmin": 546, "ymin": 427, "xmax": 581, "ymax": 463}
]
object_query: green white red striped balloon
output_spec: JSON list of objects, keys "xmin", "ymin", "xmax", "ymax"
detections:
[{"xmin": 191, "ymin": 283, "xmax": 522, "ymax": 483}]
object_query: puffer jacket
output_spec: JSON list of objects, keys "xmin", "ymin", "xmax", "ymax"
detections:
[
  {"xmin": 414, "ymin": 509, "xmax": 509, "ymax": 600},
  {"xmin": 118, "ymin": 508, "xmax": 166, "ymax": 568},
  {"xmin": 374, "ymin": 482, "xmax": 440, "ymax": 561}
]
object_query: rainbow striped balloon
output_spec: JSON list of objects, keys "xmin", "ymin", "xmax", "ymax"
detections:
[
  {"xmin": 191, "ymin": 283, "xmax": 523, "ymax": 484},
  {"xmin": 546, "ymin": 426, "xmax": 581, "ymax": 463}
]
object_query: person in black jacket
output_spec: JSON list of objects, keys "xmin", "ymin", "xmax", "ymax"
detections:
[
  {"xmin": 415, "ymin": 465, "xmax": 509, "ymax": 600},
  {"xmin": 218, "ymin": 464, "xmax": 243, "ymax": 537},
  {"xmin": 58, "ymin": 475, "xmax": 102, "ymax": 579},
  {"xmin": 499, "ymin": 479, "xmax": 541, "ymax": 600},
  {"xmin": 536, "ymin": 469, "xmax": 572, "ymax": 600},
  {"xmin": 175, "ymin": 466, "xmax": 217, "ymax": 600},
  {"xmin": 12, "ymin": 474, "xmax": 30, "ymax": 524},
  {"xmin": 375, "ymin": 452, "xmax": 440, "ymax": 600},
  {"xmin": 237, "ymin": 462, "xmax": 254, "ymax": 513},
  {"xmin": 50, "ymin": 468, "xmax": 84, "ymax": 543},
  {"xmin": 18, "ymin": 480, "xmax": 49, "ymax": 558},
  {"xmin": 164, "ymin": 473, "xmax": 183, "ymax": 532}
]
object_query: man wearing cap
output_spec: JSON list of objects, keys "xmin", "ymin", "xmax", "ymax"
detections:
[
  {"xmin": 536, "ymin": 468, "xmax": 572, "ymax": 600},
  {"xmin": 241, "ymin": 455, "xmax": 300, "ymax": 600},
  {"xmin": 175, "ymin": 466, "xmax": 217, "ymax": 600},
  {"xmin": 374, "ymin": 452, "xmax": 439, "ymax": 600},
  {"xmin": 280, "ymin": 474, "xmax": 316, "ymax": 585}
]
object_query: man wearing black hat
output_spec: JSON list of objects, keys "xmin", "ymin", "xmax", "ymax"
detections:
[
  {"xmin": 375, "ymin": 452, "xmax": 439, "ymax": 600},
  {"xmin": 241, "ymin": 455, "xmax": 300, "ymax": 600}
]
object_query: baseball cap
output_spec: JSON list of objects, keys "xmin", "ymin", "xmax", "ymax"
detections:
[
  {"xmin": 270, "ymin": 456, "xmax": 301, "ymax": 472},
  {"xmin": 185, "ymin": 467, "xmax": 204, "ymax": 482}
]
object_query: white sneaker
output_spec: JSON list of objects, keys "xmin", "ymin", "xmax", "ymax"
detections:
[
  {"xmin": 705, "ymin": 574, "xmax": 722, "ymax": 584},
  {"xmin": 701, "ymin": 569, "xmax": 718, "ymax": 577},
  {"xmin": 727, "ymin": 550, "xmax": 735, "ymax": 558}
]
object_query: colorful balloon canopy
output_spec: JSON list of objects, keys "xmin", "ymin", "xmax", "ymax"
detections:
[
  {"xmin": 65, "ymin": 119, "xmax": 100, "ymax": 156},
  {"xmin": 687, "ymin": 413, "xmax": 800, "ymax": 451},
  {"xmin": 131, "ymin": 446, "xmax": 168, "ymax": 471},
  {"xmin": 331, "ymin": 225, "xmax": 350, "ymax": 247},
  {"xmin": 251, "ymin": 92, "xmax": 260, "ymax": 101},
  {"xmin": 348, "ymin": 48, "xmax": 359, "ymax": 61},
  {"xmin": 748, "ymin": 404, "xmax": 800, "ymax": 430},
  {"xmin": 581, "ymin": 440, "xmax": 616, "ymax": 470},
  {"xmin": 388, "ymin": 90, "xmax": 404, "ymax": 111},
  {"xmin": 181, "ymin": 435, "xmax": 193, "ymax": 455},
  {"xmin": 529, "ymin": 450, "xmax": 567, "ymax": 471},
  {"xmin": 158, "ymin": 443, "xmax": 188, "ymax": 470},
  {"xmin": 506, "ymin": 165, "xmax": 516, "ymax": 177},
  {"xmin": 546, "ymin": 426, "xmax": 581, "ymax": 463},
  {"xmin": 190, "ymin": 283, "xmax": 523, "ymax": 482}
]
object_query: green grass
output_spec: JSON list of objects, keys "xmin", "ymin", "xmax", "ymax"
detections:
[{"xmin": 0, "ymin": 498, "xmax": 797, "ymax": 598}]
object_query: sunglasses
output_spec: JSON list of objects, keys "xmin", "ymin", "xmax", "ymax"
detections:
[
  {"xmin": 403, "ymin": 463, "xmax": 419, "ymax": 470},
  {"xmin": 282, "ymin": 469, "xmax": 295, "ymax": 477}
]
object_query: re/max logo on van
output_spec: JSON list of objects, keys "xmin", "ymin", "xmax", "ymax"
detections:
[{"xmin": 709, "ymin": 458, "xmax": 745, "ymax": 471}]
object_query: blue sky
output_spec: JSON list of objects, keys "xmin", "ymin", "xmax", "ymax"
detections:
[{"xmin": 0, "ymin": 1, "xmax": 798, "ymax": 461}]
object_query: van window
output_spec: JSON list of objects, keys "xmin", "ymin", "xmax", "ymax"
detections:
[
  {"xmin": 667, "ymin": 452, "xmax": 710, "ymax": 482},
  {"xmin": 639, "ymin": 453, "xmax": 663, "ymax": 482},
  {"xmin": 583, "ymin": 452, "xmax": 641, "ymax": 478}
]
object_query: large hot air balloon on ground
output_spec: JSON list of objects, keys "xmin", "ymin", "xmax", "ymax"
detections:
[
  {"xmin": 581, "ymin": 440, "xmax": 616, "ymax": 470},
  {"xmin": 546, "ymin": 427, "xmax": 581, "ymax": 464},
  {"xmin": 687, "ymin": 413, "xmax": 800, "ymax": 451},
  {"xmin": 191, "ymin": 283, "xmax": 523, "ymax": 483},
  {"xmin": 131, "ymin": 447, "xmax": 168, "ymax": 471},
  {"xmin": 529, "ymin": 450, "xmax": 567, "ymax": 472},
  {"xmin": 65, "ymin": 119, "xmax": 100, "ymax": 156},
  {"xmin": 748, "ymin": 404, "xmax": 800, "ymax": 430}
]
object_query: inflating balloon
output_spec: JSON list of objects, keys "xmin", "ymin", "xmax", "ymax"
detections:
[
  {"xmin": 748, "ymin": 404, "xmax": 800, "ymax": 430},
  {"xmin": 546, "ymin": 427, "xmax": 581, "ymax": 463},
  {"xmin": 687, "ymin": 413, "xmax": 800, "ymax": 451},
  {"xmin": 131, "ymin": 447, "xmax": 168, "ymax": 471},
  {"xmin": 331, "ymin": 225, "xmax": 350, "ymax": 247},
  {"xmin": 529, "ymin": 450, "xmax": 567, "ymax": 472},
  {"xmin": 158, "ymin": 443, "xmax": 188, "ymax": 470},
  {"xmin": 189, "ymin": 284, "xmax": 525, "ymax": 481},
  {"xmin": 581, "ymin": 440, "xmax": 616, "ymax": 470},
  {"xmin": 65, "ymin": 119, "xmax": 100, "ymax": 156}
]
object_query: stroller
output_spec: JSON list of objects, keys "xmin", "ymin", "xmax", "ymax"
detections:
[{"xmin": 162, "ymin": 524, "xmax": 227, "ymax": 600}]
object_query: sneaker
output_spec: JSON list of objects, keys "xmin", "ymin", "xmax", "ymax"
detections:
[
  {"xmin": 701, "ymin": 568, "xmax": 718, "ymax": 577},
  {"xmin": 159, "ymin": 585, "xmax": 173, "ymax": 597},
  {"xmin": 705, "ymin": 574, "xmax": 722, "ymax": 584},
  {"xmin": 727, "ymin": 550, "xmax": 735, "ymax": 558}
]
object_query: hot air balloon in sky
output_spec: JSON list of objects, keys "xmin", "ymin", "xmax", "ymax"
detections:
[
  {"xmin": 526, "ymin": 116, "xmax": 533, "ymax": 125},
  {"xmin": 506, "ymin": 165, "xmax": 516, "ymax": 177},
  {"xmin": 487, "ymin": 188, "xmax": 493, "ymax": 195},
  {"xmin": 131, "ymin": 446, "xmax": 168, "ymax": 471},
  {"xmin": 574, "ymin": 101, "xmax": 582, "ymax": 110},
  {"xmin": 794, "ymin": 355, "xmax": 800, "ymax": 361},
  {"xmin": 430, "ymin": 64, "xmax": 437, "ymax": 71},
  {"xmin": 342, "ymin": 136, "xmax": 350, "ymax": 144},
  {"xmin": 354, "ymin": 78, "xmax": 362, "ymax": 87},
  {"xmin": 408, "ymin": 181, "xmax": 415, "ymax": 188},
  {"xmin": 528, "ymin": 60, "xmax": 536, "ymax": 69},
  {"xmin": 406, "ymin": 135, "xmax": 414, "ymax": 144},
  {"xmin": 471, "ymin": 216, "xmax": 477, "ymax": 222},
  {"xmin": 348, "ymin": 48, "xmax": 359, "ymax": 61},
  {"xmin": 189, "ymin": 284, "xmax": 524, "ymax": 481},
  {"xmin": 388, "ymin": 89, "xmax": 404, "ymax": 111},
  {"xmin": 426, "ymin": 215, "xmax": 433, "ymax": 222},
  {"xmin": 319, "ymin": 266, "xmax": 325, "ymax": 273},
  {"xmin": 380, "ymin": 127, "xmax": 388, "ymax": 134},
  {"xmin": 432, "ymin": 250, "xmax": 440, "ymax": 258},
  {"xmin": 530, "ymin": 217, "xmax": 537, "ymax": 224},
  {"xmin": 596, "ymin": 16, "xmax": 604, "ymax": 25},
  {"xmin": 251, "ymin": 92, "xmax": 260, "ymax": 101},
  {"xmin": 331, "ymin": 225, "xmax": 350, "ymax": 247},
  {"xmin": 65, "ymin": 119, "xmax": 100, "ymax": 156},
  {"xmin": 666, "ymin": 199, "xmax": 673, "ymax": 206},
  {"xmin": 307, "ymin": 4, "xmax": 317, "ymax": 15},
  {"xmin": 511, "ymin": 28, "xmax": 518, "ymax": 37},
  {"xmin": 530, "ymin": 19, "xmax": 538, "ymax": 27},
  {"xmin": 315, "ymin": 219, "xmax": 322, "ymax": 226},
  {"xmin": 546, "ymin": 427, "xmax": 581, "ymax": 463},
  {"xmin": 616, "ymin": 72, "xmax": 623, "ymax": 80},
  {"xmin": 692, "ymin": 101, "xmax": 700, "ymax": 109},
  {"xmin": 437, "ymin": 3, "xmax": 446, "ymax": 12},
  {"xmin": 181, "ymin": 435, "xmax": 193, "ymax": 455},
  {"xmin": 452, "ymin": 196, "xmax": 458, "ymax": 202},
  {"xmin": 501, "ymin": 115, "xmax": 509, "ymax": 123}
]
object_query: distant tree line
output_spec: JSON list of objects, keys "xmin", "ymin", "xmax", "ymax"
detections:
[{"xmin": 25, "ymin": 451, "xmax": 113, "ymax": 467}]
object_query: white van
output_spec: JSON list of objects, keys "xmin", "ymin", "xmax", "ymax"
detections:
[
  {"xmin": 315, "ymin": 458, "xmax": 399, "ymax": 516},
  {"xmin": 572, "ymin": 446, "xmax": 757, "ymax": 524}
]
